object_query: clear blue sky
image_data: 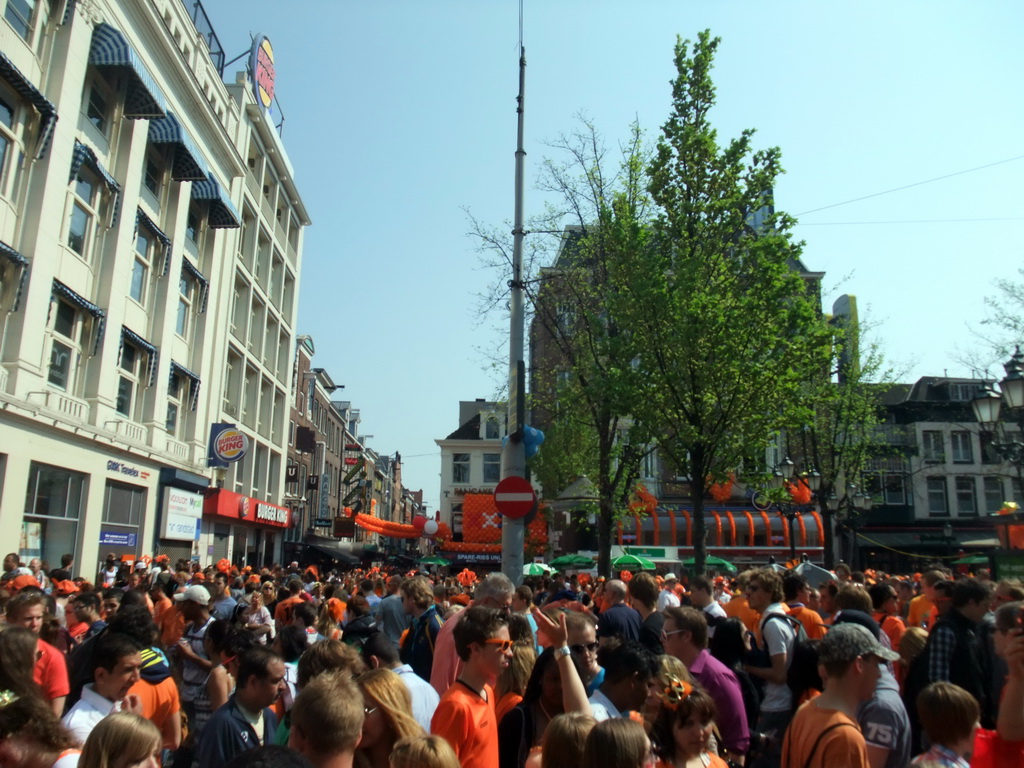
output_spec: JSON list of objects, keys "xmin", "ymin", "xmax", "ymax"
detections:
[{"xmin": 205, "ymin": 1, "xmax": 1024, "ymax": 512}]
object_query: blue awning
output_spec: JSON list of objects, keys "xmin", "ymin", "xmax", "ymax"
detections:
[
  {"xmin": 121, "ymin": 326, "xmax": 158, "ymax": 386},
  {"xmin": 52, "ymin": 279, "xmax": 105, "ymax": 354},
  {"xmin": 180, "ymin": 257, "xmax": 208, "ymax": 312},
  {"xmin": 89, "ymin": 23, "xmax": 167, "ymax": 119},
  {"xmin": 0, "ymin": 51, "xmax": 57, "ymax": 158},
  {"xmin": 134, "ymin": 208, "xmax": 171, "ymax": 274},
  {"xmin": 170, "ymin": 360, "xmax": 201, "ymax": 410},
  {"xmin": 191, "ymin": 173, "xmax": 240, "ymax": 229},
  {"xmin": 0, "ymin": 240, "xmax": 28, "ymax": 312},
  {"xmin": 148, "ymin": 111, "xmax": 209, "ymax": 181}
]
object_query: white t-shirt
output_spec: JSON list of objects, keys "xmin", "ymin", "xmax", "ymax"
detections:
[
  {"xmin": 759, "ymin": 603, "xmax": 796, "ymax": 713},
  {"xmin": 702, "ymin": 600, "xmax": 727, "ymax": 637},
  {"xmin": 657, "ymin": 588, "xmax": 681, "ymax": 612}
]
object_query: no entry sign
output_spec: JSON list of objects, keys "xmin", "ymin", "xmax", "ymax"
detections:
[{"xmin": 494, "ymin": 475, "xmax": 536, "ymax": 519}]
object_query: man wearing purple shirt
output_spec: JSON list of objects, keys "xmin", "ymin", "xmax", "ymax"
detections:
[{"xmin": 662, "ymin": 606, "xmax": 750, "ymax": 765}]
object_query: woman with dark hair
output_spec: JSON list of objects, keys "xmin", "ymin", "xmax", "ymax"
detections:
[
  {"xmin": 273, "ymin": 625, "xmax": 307, "ymax": 716},
  {"xmin": 707, "ymin": 617, "xmax": 760, "ymax": 732},
  {"xmin": 650, "ymin": 677, "xmax": 727, "ymax": 768},
  {"xmin": 341, "ymin": 595, "xmax": 377, "ymax": 648},
  {"xmin": 0, "ymin": 625, "xmax": 44, "ymax": 698},
  {"xmin": 0, "ymin": 691, "xmax": 80, "ymax": 768},
  {"xmin": 498, "ymin": 648, "xmax": 562, "ymax": 768},
  {"xmin": 583, "ymin": 718, "xmax": 652, "ymax": 768}
]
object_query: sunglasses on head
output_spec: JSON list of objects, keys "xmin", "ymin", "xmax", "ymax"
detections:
[{"xmin": 484, "ymin": 638, "xmax": 514, "ymax": 653}]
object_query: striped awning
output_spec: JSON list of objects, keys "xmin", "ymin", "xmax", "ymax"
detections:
[
  {"xmin": 170, "ymin": 360, "xmax": 201, "ymax": 410},
  {"xmin": 0, "ymin": 51, "xmax": 57, "ymax": 158},
  {"xmin": 148, "ymin": 111, "xmax": 208, "ymax": 181},
  {"xmin": 89, "ymin": 23, "xmax": 167, "ymax": 119},
  {"xmin": 180, "ymin": 257, "xmax": 208, "ymax": 312},
  {"xmin": 70, "ymin": 141, "xmax": 121, "ymax": 223},
  {"xmin": 191, "ymin": 173, "xmax": 240, "ymax": 229},
  {"xmin": 121, "ymin": 326, "xmax": 158, "ymax": 386},
  {"xmin": 0, "ymin": 240, "xmax": 28, "ymax": 312},
  {"xmin": 52, "ymin": 279, "xmax": 105, "ymax": 354}
]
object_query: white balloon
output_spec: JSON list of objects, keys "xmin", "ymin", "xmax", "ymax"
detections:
[{"xmin": 423, "ymin": 519, "xmax": 439, "ymax": 535}]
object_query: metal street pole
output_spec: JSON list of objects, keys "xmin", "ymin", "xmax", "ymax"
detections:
[{"xmin": 501, "ymin": 46, "xmax": 527, "ymax": 586}]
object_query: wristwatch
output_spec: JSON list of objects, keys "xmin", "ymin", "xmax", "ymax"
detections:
[{"xmin": 555, "ymin": 645, "xmax": 572, "ymax": 659}]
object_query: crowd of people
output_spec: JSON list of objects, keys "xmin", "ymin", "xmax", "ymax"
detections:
[{"xmin": 1, "ymin": 550, "xmax": 1023, "ymax": 768}]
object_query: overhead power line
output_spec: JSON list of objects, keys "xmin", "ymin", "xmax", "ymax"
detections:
[
  {"xmin": 797, "ymin": 217, "xmax": 1024, "ymax": 226},
  {"xmin": 796, "ymin": 154, "xmax": 1024, "ymax": 216}
]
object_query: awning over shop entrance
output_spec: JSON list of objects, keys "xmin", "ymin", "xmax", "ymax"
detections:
[{"xmin": 305, "ymin": 542, "xmax": 360, "ymax": 566}]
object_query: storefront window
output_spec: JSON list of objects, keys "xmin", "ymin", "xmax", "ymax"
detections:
[
  {"xmin": 101, "ymin": 480, "xmax": 146, "ymax": 559},
  {"xmin": 22, "ymin": 462, "xmax": 85, "ymax": 568}
]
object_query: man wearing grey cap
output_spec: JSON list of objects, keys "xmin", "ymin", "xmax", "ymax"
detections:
[
  {"xmin": 172, "ymin": 585, "xmax": 214, "ymax": 732},
  {"xmin": 781, "ymin": 623, "xmax": 900, "ymax": 768}
]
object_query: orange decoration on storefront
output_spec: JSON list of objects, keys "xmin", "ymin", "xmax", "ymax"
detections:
[{"xmin": 709, "ymin": 475, "xmax": 734, "ymax": 503}]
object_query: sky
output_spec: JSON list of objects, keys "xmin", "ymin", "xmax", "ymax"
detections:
[{"xmin": 204, "ymin": 1, "xmax": 1024, "ymax": 513}]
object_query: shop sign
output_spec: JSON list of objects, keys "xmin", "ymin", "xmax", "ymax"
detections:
[
  {"xmin": 285, "ymin": 465, "xmax": 299, "ymax": 485},
  {"xmin": 255, "ymin": 502, "xmax": 289, "ymax": 525},
  {"xmin": 319, "ymin": 473, "xmax": 330, "ymax": 518},
  {"xmin": 162, "ymin": 488, "xmax": 203, "ymax": 541},
  {"xmin": 100, "ymin": 530, "xmax": 137, "ymax": 547},
  {"xmin": 625, "ymin": 547, "xmax": 666, "ymax": 558},
  {"xmin": 208, "ymin": 423, "xmax": 248, "ymax": 467},
  {"xmin": 451, "ymin": 487, "xmax": 494, "ymax": 497},
  {"xmin": 993, "ymin": 551, "xmax": 1024, "ymax": 581},
  {"xmin": 204, "ymin": 488, "xmax": 291, "ymax": 529},
  {"xmin": 313, "ymin": 518, "xmax": 332, "ymax": 527},
  {"xmin": 249, "ymin": 35, "xmax": 275, "ymax": 109},
  {"xmin": 107, "ymin": 460, "xmax": 151, "ymax": 480}
]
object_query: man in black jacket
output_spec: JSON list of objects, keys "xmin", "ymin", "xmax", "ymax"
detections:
[{"xmin": 194, "ymin": 647, "xmax": 286, "ymax": 767}]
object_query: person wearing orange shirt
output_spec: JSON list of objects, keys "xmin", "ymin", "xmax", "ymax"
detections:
[
  {"xmin": 907, "ymin": 570, "xmax": 945, "ymax": 630},
  {"xmin": 431, "ymin": 606, "xmax": 511, "ymax": 768},
  {"xmin": 274, "ymin": 578, "xmax": 307, "ymax": 631},
  {"xmin": 723, "ymin": 571, "xmax": 761, "ymax": 634},
  {"xmin": 869, "ymin": 583, "xmax": 906, "ymax": 653},
  {"xmin": 782, "ymin": 623, "xmax": 899, "ymax": 768},
  {"xmin": 784, "ymin": 573, "xmax": 828, "ymax": 641},
  {"xmin": 5, "ymin": 590, "xmax": 70, "ymax": 717}
]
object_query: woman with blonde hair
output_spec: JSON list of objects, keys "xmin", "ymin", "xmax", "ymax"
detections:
[
  {"xmin": 529, "ymin": 712, "xmax": 595, "ymax": 768},
  {"xmin": 355, "ymin": 668, "xmax": 425, "ymax": 768},
  {"xmin": 496, "ymin": 638, "xmax": 537, "ymax": 722},
  {"xmin": 582, "ymin": 718, "xmax": 652, "ymax": 768},
  {"xmin": 0, "ymin": 692, "xmax": 80, "ymax": 768},
  {"xmin": 79, "ymin": 711, "xmax": 161, "ymax": 768},
  {"xmin": 390, "ymin": 734, "xmax": 460, "ymax": 768}
]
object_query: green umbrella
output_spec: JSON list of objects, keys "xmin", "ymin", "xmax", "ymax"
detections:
[
  {"xmin": 611, "ymin": 554, "xmax": 656, "ymax": 571},
  {"xmin": 418, "ymin": 556, "xmax": 451, "ymax": 566},
  {"xmin": 952, "ymin": 554, "xmax": 989, "ymax": 565},
  {"xmin": 550, "ymin": 554, "xmax": 594, "ymax": 568},
  {"xmin": 682, "ymin": 555, "xmax": 737, "ymax": 573},
  {"xmin": 523, "ymin": 562, "xmax": 553, "ymax": 577}
]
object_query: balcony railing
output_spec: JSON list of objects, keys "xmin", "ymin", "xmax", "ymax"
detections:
[{"xmin": 183, "ymin": 1, "xmax": 225, "ymax": 76}]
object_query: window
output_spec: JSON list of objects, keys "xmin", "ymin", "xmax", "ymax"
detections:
[
  {"xmin": 143, "ymin": 156, "xmax": 161, "ymax": 196},
  {"xmin": 129, "ymin": 231, "xmax": 150, "ymax": 304},
  {"xmin": 84, "ymin": 79, "xmax": 111, "ymax": 136},
  {"xmin": 68, "ymin": 169, "xmax": 101, "ymax": 258},
  {"xmin": 166, "ymin": 371, "xmax": 182, "ymax": 436},
  {"xmin": 185, "ymin": 208, "xmax": 200, "ymax": 244},
  {"xmin": 485, "ymin": 416, "xmax": 500, "ymax": 440},
  {"xmin": 483, "ymin": 453, "xmax": 501, "ymax": 483},
  {"xmin": 922, "ymin": 431, "xmax": 945, "ymax": 463},
  {"xmin": 950, "ymin": 431, "xmax": 973, "ymax": 464},
  {"xmin": 884, "ymin": 473, "xmax": 906, "ymax": 506},
  {"xmin": 981, "ymin": 432, "xmax": 1001, "ymax": 465},
  {"xmin": 22, "ymin": 462, "xmax": 84, "ymax": 567},
  {"xmin": 48, "ymin": 300, "xmax": 81, "ymax": 390},
  {"xmin": 926, "ymin": 477, "xmax": 948, "ymax": 517},
  {"xmin": 984, "ymin": 477, "xmax": 1005, "ymax": 515},
  {"xmin": 955, "ymin": 476, "xmax": 977, "ymax": 516},
  {"xmin": 177, "ymin": 274, "xmax": 197, "ymax": 338},
  {"xmin": 102, "ymin": 481, "xmax": 146, "ymax": 557},
  {"xmin": 452, "ymin": 453, "xmax": 470, "ymax": 484},
  {"xmin": 116, "ymin": 342, "xmax": 141, "ymax": 417},
  {"xmin": 0, "ymin": 95, "xmax": 19, "ymax": 198},
  {"xmin": 5, "ymin": 0, "xmax": 35, "ymax": 41}
]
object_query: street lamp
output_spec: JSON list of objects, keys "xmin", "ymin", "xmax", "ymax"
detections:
[
  {"xmin": 770, "ymin": 457, "xmax": 800, "ymax": 561},
  {"xmin": 836, "ymin": 483, "xmax": 872, "ymax": 570},
  {"xmin": 971, "ymin": 347, "xmax": 1024, "ymax": 472}
]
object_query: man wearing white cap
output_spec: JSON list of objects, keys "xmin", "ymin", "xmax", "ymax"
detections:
[
  {"xmin": 657, "ymin": 573, "xmax": 681, "ymax": 612},
  {"xmin": 172, "ymin": 584, "xmax": 214, "ymax": 738},
  {"xmin": 781, "ymin": 622, "xmax": 900, "ymax": 768}
]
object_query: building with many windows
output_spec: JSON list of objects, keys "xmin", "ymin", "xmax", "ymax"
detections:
[{"xmin": 0, "ymin": 0, "xmax": 309, "ymax": 574}]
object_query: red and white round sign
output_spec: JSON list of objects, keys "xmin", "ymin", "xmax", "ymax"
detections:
[{"xmin": 494, "ymin": 475, "xmax": 536, "ymax": 520}]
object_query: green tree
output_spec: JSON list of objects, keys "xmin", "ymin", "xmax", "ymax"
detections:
[{"xmin": 616, "ymin": 31, "xmax": 833, "ymax": 575}]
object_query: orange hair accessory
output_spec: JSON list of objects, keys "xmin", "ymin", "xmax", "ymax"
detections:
[{"xmin": 659, "ymin": 676, "xmax": 694, "ymax": 711}]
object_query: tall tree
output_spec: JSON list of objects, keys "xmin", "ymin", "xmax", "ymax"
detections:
[{"xmin": 616, "ymin": 31, "xmax": 833, "ymax": 575}]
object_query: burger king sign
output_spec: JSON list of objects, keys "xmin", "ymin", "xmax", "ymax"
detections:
[{"xmin": 208, "ymin": 423, "xmax": 249, "ymax": 466}]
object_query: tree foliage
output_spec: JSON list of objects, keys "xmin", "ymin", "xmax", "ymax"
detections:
[{"xmin": 615, "ymin": 31, "xmax": 834, "ymax": 574}]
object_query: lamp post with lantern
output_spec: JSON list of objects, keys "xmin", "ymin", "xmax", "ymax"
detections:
[
  {"xmin": 971, "ymin": 348, "xmax": 1024, "ymax": 493},
  {"xmin": 834, "ymin": 483, "xmax": 873, "ymax": 570}
]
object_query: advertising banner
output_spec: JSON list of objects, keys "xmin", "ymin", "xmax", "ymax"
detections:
[{"xmin": 162, "ymin": 487, "xmax": 204, "ymax": 541}]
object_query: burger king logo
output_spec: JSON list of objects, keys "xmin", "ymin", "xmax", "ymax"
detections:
[
  {"xmin": 251, "ymin": 35, "xmax": 275, "ymax": 109},
  {"xmin": 213, "ymin": 428, "xmax": 248, "ymax": 463}
]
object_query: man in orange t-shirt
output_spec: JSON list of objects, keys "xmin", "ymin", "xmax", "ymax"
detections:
[
  {"xmin": 906, "ymin": 570, "xmax": 945, "ymax": 629},
  {"xmin": 781, "ymin": 623, "xmax": 899, "ymax": 768},
  {"xmin": 6, "ymin": 591, "xmax": 70, "ymax": 717},
  {"xmin": 274, "ymin": 579, "xmax": 306, "ymax": 631},
  {"xmin": 723, "ymin": 571, "xmax": 760, "ymax": 634},
  {"xmin": 784, "ymin": 574, "xmax": 827, "ymax": 640},
  {"xmin": 431, "ymin": 606, "xmax": 510, "ymax": 768}
]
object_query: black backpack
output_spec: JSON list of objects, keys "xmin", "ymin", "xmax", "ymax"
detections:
[{"xmin": 747, "ymin": 612, "xmax": 822, "ymax": 710}]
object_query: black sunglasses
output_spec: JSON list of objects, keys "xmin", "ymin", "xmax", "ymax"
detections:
[{"xmin": 570, "ymin": 641, "xmax": 599, "ymax": 654}]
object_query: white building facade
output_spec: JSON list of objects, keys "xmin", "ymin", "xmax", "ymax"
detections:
[{"xmin": 0, "ymin": 0, "xmax": 308, "ymax": 577}]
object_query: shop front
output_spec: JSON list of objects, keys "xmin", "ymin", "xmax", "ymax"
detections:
[{"xmin": 201, "ymin": 488, "xmax": 291, "ymax": 568}]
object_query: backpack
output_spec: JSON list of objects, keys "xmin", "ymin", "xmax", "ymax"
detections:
[{"xmin": 747, "ymin": 612, "xmax": 822, "ymax": 710}]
